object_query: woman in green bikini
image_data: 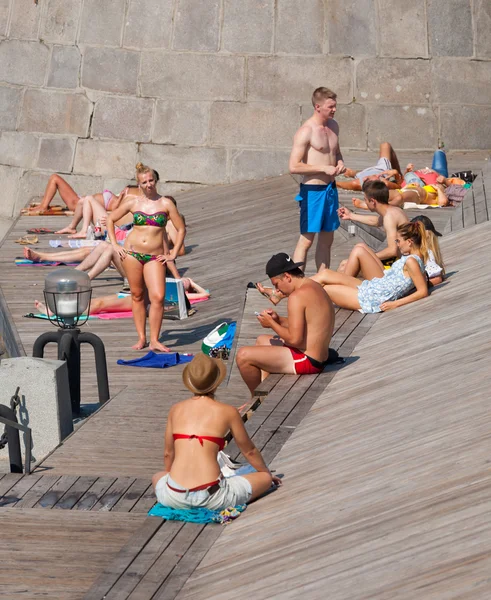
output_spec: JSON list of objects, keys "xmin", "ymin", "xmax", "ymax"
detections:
[{"xmin": 106, "ymin": 162, "xmax": 186, "ymax": 351}]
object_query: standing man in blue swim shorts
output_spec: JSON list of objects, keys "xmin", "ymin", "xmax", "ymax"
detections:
[{"xmin": 289, "ymin": 87, "xmax": 345, "ymax": 272}]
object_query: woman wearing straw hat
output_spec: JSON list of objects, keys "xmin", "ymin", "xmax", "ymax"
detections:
[{"xmin": 152, "ymin": 354, "xmax": 281, "ymax": 510}]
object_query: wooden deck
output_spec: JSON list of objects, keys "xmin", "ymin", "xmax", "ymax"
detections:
[{"xmin": 0, "ymin": 151, "xmax": 489, "ymax": 598}]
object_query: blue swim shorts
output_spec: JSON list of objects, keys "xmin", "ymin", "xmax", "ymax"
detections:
[{"xmin": 295, "ymin": 182, "xmax": 340, "ymax": 234}]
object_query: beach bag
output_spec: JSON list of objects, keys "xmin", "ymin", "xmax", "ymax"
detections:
[
  {"xmin": 202, "ymin": 322, "xmax": 236, "ymax": 359},
  {"xmin": 451, "ymin": 171, "xmax": 476, "ymax": 184}
]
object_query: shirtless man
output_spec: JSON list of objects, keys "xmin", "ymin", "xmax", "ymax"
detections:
[
  {"xmin": 337, "ymin": 180, "xmax": 408, "ymax": 276},
  {"xmin": 236, "ymin": 253, "xmax": 335, "ymax": 395},
  {"xmin": 289, "ymin": 87, "xmax": 345, "ymax": 272}
]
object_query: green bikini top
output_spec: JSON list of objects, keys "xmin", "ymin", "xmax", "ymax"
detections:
[{"xmin": 133, "ymin": 211, "xmax": 168, "ymax": 228}]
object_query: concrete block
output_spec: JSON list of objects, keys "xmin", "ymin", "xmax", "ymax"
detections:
[
  {"xmin": 378, "ymin": 0, "xmax": 427, "ymax": 57},
  {"xmin": 300, "ymin": 103, "xmax": 367, "ymax": 150},
  {"xmin": 41, "ymin": 0, "xmax": 82, "ymax": 44},
  {"xmin": 79, "ymin": 0, "xmax": 125, "ymax": 46},
  {"xmin": 103, "ymin": 178, "xmax": 135, "ymax": 195},
  {"xmin": 368, "ymin": 105, "xmax": 436, "ymax": 150},
  {"xmin": 82, "ymin": 46, "xmax": 139, "ymax": 95},
  {"xmin": 153, "ymin": 100, "xmax": 210, "ymax": 146},
  {"xmin": 139, "ymin": 144, "xmax": 227, "ymax": 185},
  {"xmin": 440, "ymin": 105, "xmax": 491, "ymax": 150},
  {"xmin": 427, "ymin": 0, "xmax": 472, "ymax": 56},
  {"xmin": 327, "ymin": 0, "xmax": 376, "ymax": 56},
  {"xmin": 0, "ymin": 132, "xmax": 39, "ymax": 168},
  {"xmin": 0, "ymin": 0, "xmax": 9, "ymax": 37},
  {"xmin": 0, "ymin": 165, "xmax": 22, "ymax": 219},
  {"xmin": 276, "ymin": 0, "xmax": 324, "ymax": 54},
  {"xmin": 210, "ymin": 102, "xmax": 299, "ymax": 148},
  {"xmin": 19, "ymin": 89, "xmax": 92, "ymax": 136},
  {"xmin": 9, "ymin": 0, "xmax": 41, "ymax": 40},
  {"xmin": 0, "ymin": 39, "xmax": 49, "ymax": 86},
  {"xmin": 37, "ymin": 137, "xmax": 76, "ymax": 172},
  {"xmin": 92, "ymin": 96, "xmax": 154, "ymax": 142},
  {"xmin": 475, "ymin": 0, "xmax": 491, "ymax": 57},
  {"xmin": 74, "ymin": 140, "xmax": 137, "ymax": 178},
  {"xmin": 0, "ymin": 358, "xmax": 72, "ymax": 469},
  {"xmin": 123, "ymin": 0, "xmax": 174, "ymax": 49},
  {"xmin": 173, "ymin": 0, "xmax": 220, "ymax": 52},
  {"xmin": 247, "ymin": 56, "xmax": 353, "ymax": 103},
  {"xmin": 47, "ymin": 45, "xmax": 81, "ymax": 89},
  {"xmin": 356, "ymin": 58, "xmax": 431, "ymax": 104},
  {"xmin": 432, "ymin": 59, "xmax": 491, "ymax": 106},
  {"xmin": 222, "ymin": 0, "xmax": 273, "ymax": 53},
  {"xmin": 229, "ymin": 149, "xmax": 290, "ymax": 182},
  {"xmin": 140, "ymin": 52, "xmax": 245, "ymax": 101},
  {"xmin": 0, "ymin": 85, "xmax": 23, "ymax": 132}
]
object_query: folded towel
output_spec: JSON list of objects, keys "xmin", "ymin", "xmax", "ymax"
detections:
[
  {"xmin": 148, "ymin": 502, "xmax": 246, "ymax": 524},
  {"xmin": 97, "ymin": 311, "xmax": 133, "ymax": 319},
  {"xmin": 117, "ymin": 351, "xmax": 193, "ymax": 368},
  {"xmin": 15, "ymin": 258, "xmax": 78, "ymax": 266}
]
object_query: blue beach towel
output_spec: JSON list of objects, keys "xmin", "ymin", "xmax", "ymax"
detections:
[
  {"xmin": 117, "ymin": 351, "xmax": 194, "ymax": 368},
  {"xmin": 148, "ymin": 503, "xmax": 246, "ymax": 524},
  {"xmin": 213, "ymin": 321, "xmax": 236, "ymax": 351}
]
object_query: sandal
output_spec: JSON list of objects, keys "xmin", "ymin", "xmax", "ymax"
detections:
[
  {"xmin": 27, "ymin": 228, "xmax": 56, "ymax": 234},
  {"xmin": 15, "ymin": 235, "xmax": 39, "ymax": 245}
]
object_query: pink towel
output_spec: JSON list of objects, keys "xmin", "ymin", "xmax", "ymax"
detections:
[
  {"xmin": 97, "ymin": 311, "xmax": 133, "ymax": 319},
  {"xmin": 189, "ymin": 297, "xmax": 209, "ymax": 305}
]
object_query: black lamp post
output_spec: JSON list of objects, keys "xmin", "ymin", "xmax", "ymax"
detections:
[{"xmin": 32, "ymin": 269, "xmax": 110, "ymax": 416}]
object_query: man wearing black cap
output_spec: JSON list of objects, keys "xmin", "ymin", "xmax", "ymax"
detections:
[{"xmin": 236, "ymin": 253, "xmax": 334, "ymax": 395}]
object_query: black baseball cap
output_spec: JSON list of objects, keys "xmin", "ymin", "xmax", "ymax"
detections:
[
  {"xmin": 411, "ymin": 215, "xmax": 442, "ymax": 237},
  {"xmin": 266, "ymin": 253, "xmax": 304, "ymax": 278}
]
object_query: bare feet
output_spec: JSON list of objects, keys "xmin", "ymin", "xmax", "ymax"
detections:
[
  {"xmin": 24, "ymin": 247, "xmax": 41, "ymax": 262},
  {"xmin": 68, "ymin": 231, "xmax": 88, "ymax": 239},
  {"xmin": 55, "ymin": 226, "xmax": 77, "ymax": 235},
  {"xmin": 132, "ymin": 339, "xmax": 148, "ymax": 351},
  {"xmin": 149, "ymin": 341, "xmax": 171, "ymax": 352},
  {"xmin": 337, "ymin": 259, "xmax": 347, "ymax": 274},
  {"xmin": 352, "ymin": 197, "xmax": 368, "ymax": 210},
  {"xmin": 34, "ymin": 299, "xmax": 52, "ymax": 316}
]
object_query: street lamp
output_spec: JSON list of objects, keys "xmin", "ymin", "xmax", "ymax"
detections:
[{"xmin": 32, "ymin": 269, "xmax": 110, "ymax": 416}]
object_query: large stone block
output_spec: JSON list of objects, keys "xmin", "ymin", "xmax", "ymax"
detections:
[
  {"xmin": 82, "ymin": 47, "xmax": 139, "ymax": 94},
  {"xmin": 140, "ymin": 52, "xmax": 245, "ymax": 101},
  {"xmin": 327, "ymin": 0, "xmax": 376, "ymax": 56},
  {"xmin": 300, "ymin": 103, "xmax": 367, "ymax": 150},
  {"xmin": 356, "ymin": 58, "xmax": 431, "ymax": 104},
  {"xmin": 139, "ymin": 144, "xmax": 227, "ymax": 185},
  {"xmin": 9, "ymin": 0, "xmax": 41, "ymax": 40},
  {"xmin": 0, "ymin": 85, "xmax": 23, "ymax": 132},
  {"xmin": 0, "ymin": 39, "xmax": 49, "ymax": 86},
  {"xmin": 229, "ymin": 148, "xmax": 290, "ymax": 183},
  {"xmin": 19, "ymin": 89, "xmax": 92, "ymax": 136},
  {"xmin": 92, "ymin": 96, "xmax": 154, "ymax": 142},
  {"xmin": 41, "ymin": 0, "xmax": 82, "ymax": 44},
  {"xmin": 0, "ymin": 358, "xmax": 72, "ymax": 470},
  {"xmin": 378, "ymin": 0, "xmax": 427, "ymax": 57},
  {"xmin": 74, "ymin": 140, "xmax": 137, "ymax": 178},
  {"xmin": 275, "ymin": 0, "xmax": 324, "ymax": 54},
  {"xmin": 0, "ymin": 132, "xmax": 39, "ymax": 168},
  {"xmin": 432, "ymin": 59, "xmax": 491, "ymax": 105},
  {"xmin": 173, "ymin": 0, "xmax": 220, "ymax": 52},
  {"xmin": 210, "ymin": 102, "xmax": 299, "ymax": 148},
  {"xmin": 153, "ymin": 100, "xmax": 210, "ymax": 146},
  {"xmin": 47, "ymin": 45, "xmax": 81, "ymax": 89},
  {"xmin": 123, "ymin": 0, "xmax": 174, "ymax": 49},
  {"xmin": 221, "ymin": 0, "xmax": 273, "ymax": 53},
  {"xmin": 103, "ymin": 178, "xmax": 135, "ymax": 196},
  {"xmin": 79, "ymin": 0, "xmax": 125, "ymax": 46},
  {"xmin": 37, "ymin": 137, "xmax": 76, "ymax": 172},
  {"xmin": 0, "ymin": 165, "xmax": 22, "ymax": 218},
  {"xmin": 368, "ymin": 105, "xmax": 436, "ymax": 150},
  {"xmin": 428, "ymin": 0, "xmax": 472, "ymax": 56},
  {"xmin": 0, "ymin": 0, "xmax": 9, "ymax": 37},
  {"xmin": 440, "ymin": 105, "xmax": 491, "ymax": 150},
  {"xmin": 247, "ymin": 56, "xmax": 353, "ymax": 103},
  {"xmin": 475, "ymin": 0, "xmax": 491, "ymax": 57}
]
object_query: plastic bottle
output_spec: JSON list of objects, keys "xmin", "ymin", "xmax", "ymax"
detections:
[
  {"xmin": 94, "ymin": 220, "xmax": 102, "ymax": 240},
  {"xmin": 86, "ymin": 225, "xmax": 95, "ymax": 240}
]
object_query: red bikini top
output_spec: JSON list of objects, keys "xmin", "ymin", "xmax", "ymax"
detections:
[{"xmin": 173, "ymin": 433, "xmax": 226, "ymax": 451}]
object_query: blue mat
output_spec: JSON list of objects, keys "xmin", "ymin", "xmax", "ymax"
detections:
[
  {"xmin": 117, "ymin": 351, "xmax": 193, "ymax": 368},
  {"xmin": 148, "ymin": 503, "xmax": 246, "ymax": 524}
]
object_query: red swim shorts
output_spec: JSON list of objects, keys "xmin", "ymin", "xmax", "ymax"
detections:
[{"xmin": 287, "ymin": 346, "xmax": 325, "ymax": 375}]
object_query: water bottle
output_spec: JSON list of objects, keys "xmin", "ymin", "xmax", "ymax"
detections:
[
  {"xmin": 86, "ymin": 225, "xmax": 95, "ymax": 240},
  {"xmin": 431, "ymin": 148, "xmax": 448, "ymax": 177}
]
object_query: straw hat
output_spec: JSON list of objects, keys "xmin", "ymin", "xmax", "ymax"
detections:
[{"xmin": 182, "ymin": 353, "xmax": 227, "ymax": 395}]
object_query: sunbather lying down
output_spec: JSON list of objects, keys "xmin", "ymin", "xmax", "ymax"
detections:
[{"xmin": 33, "ymin": 277, "xmax": 210, "ymax": 317}]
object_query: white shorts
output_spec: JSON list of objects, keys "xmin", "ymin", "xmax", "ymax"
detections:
[
  {"xmin": 155, "ymin": 474, "xmax": 252, "ymax": 511},
  {"xmin": 356, "ymin": 157, "xmax": 392, "ymax": 183}
]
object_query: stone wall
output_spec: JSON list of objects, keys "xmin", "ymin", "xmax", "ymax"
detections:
[{"xmin": 0, "ymin": 0, "xmax": 490, "ymax": 216}]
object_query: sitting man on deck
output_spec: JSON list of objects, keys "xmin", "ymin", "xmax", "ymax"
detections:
[
  {"xmin": 236, "ymin": 253, "xmax": 335, "ymax": 395},
  {"xmin": 337, "ymin": 180, "xmax": 408, "ymax": 275}
]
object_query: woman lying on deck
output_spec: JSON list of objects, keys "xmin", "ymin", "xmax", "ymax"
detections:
[{"xmin": 152, "ymin": 353, "xmax": 281, "ymax": 511}]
